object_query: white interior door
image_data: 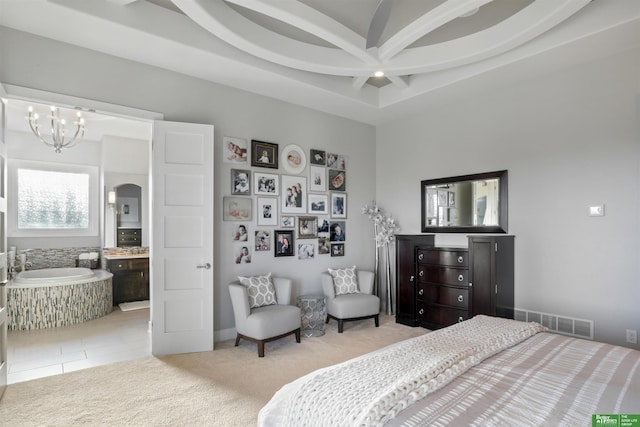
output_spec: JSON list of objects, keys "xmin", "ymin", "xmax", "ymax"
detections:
[
  {"xmin": 151, "ymin": 120, "xmax": 214, "ymax": 355},
  {"xmin": 0, "ymin": 84, "xmax": 8, "ymax": 398}
]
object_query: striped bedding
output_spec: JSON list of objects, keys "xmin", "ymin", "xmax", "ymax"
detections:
[
  {"xmin": 259, "ymin": 316, "xmax": 640, "ymax": 426},
  {"xmin": 390, "ymin": 332, "xmax": 640, "ymax": 426}
]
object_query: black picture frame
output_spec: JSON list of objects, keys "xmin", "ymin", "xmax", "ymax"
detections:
[
  {"xmin": 331, "ymin": 243, "xmax": 344, "ymax": 257},
  {"xmin": 274, "ymin": 229, "xmax": 295, "ymax": 257},
  {"xmin": 251, "ymin": 139, "xmax": 279, "ymax": 169}
]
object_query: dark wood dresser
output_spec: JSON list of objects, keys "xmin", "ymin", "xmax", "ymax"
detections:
[
  {"xmin": 396, "ymin": 235, "xmax": 514, "ymax": 329},
  {"xmin": 117, "ymin": 228, "xmax": 142, "ymax": 247}
]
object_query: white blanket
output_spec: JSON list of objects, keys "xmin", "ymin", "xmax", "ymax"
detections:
[{"xmin": 258, "ymin": 315, "xmax": 546, "ymax": 427}]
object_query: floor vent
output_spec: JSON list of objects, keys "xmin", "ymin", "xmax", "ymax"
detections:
[{"xmin": 514, "ymin": 308, "xmax": 593, "ymax": 340}]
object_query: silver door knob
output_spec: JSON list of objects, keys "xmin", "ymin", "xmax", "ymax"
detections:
[{"xmin": 197, "ymin": 263, "xmax": 211, "ymax": 269}]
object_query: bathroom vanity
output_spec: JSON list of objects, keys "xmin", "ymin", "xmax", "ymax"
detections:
[{"xmin": 104, "ymin": 254, "xmax": 149, "ymax": 305}]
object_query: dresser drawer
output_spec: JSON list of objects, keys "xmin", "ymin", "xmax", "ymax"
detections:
[
  {"xmin": 416, "ymin": 249, "xmax": 468, "ymax": 267},
  {"xmin": 417, "ymin": 305, "xmax": 469, "ymax": 327},
  {"xmin": 107, "ymin": 258, "xmax": 148, "ymax": 272},
  {"xmin": 417, "ymin": 283, "xmax": 469, "ymax": 309},
  {"xmin": 418, "ymin": 265, "xmax": 468, "ymax": 286}
]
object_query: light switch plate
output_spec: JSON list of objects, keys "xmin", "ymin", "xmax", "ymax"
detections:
[{"xmin": 589, "ymin": 205, "xmax": 604, "ymax": 216}]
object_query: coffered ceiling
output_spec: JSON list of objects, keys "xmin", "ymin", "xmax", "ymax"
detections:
[{"xmin": 1, "ymin": 0, "xmax": 639, "ymax": 125}]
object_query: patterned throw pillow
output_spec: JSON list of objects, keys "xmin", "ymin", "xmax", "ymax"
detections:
[
  {"xmin": 328, "ymin": 266, "xmax": 359, "ymax": 295},
  {"xmin": 238, "ymin": 273, "xmax": 277, "ymax": 308}
]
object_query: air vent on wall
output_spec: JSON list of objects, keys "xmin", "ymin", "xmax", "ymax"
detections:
[{"xmin": 514, "ymin": 308, "xmax": 593, "ymax": 340}]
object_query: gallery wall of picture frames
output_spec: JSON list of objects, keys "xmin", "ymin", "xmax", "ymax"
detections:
[{"xmin": 224, "ymin": 136, "xmax": 348, "ymax": 264}]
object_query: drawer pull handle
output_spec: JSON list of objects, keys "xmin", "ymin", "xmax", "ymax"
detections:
[
  {"xmin": 419, "ymin": 270, "xmax": 424, "ymax": 277},
  {"xmin": 117, "ymin": 264, "xmax": 123, "ymax": 268},
  {"xmin": 458, "ymin": 295, "xmax": 464, "ymax": 303},
  {"xmin": 458, "ymin": 316, "xmax": 464, "ymax": 323},
  {"xmin": 419, "ymin": 308, "xmax": 424, "ymax": 315},
  {"xmin": 410, "ymin": 275, "xmax": 415, "ymax": 282},
  {"xmin": 418, "ymin": 253, "xmax": 424, "ymax": 261},
  {"xmin": 458, "ymin": 274, "xmax": 464, "ymax": 282},
  {"xmin": 457, "ymin": 256, "xmax": 464, "ymax": 263},
  {"xmin": 418, "ymin": 289, "xmax": 424, "ymax": 296}
]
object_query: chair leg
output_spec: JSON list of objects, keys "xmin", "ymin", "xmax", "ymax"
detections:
[
  {"xmin": 338, "ymin": 319, "xmax": 344, "ymax": 333},
  {"xmin": 295, "ymin": 328, "xmax": 301, "ymax": 343},
  {"xmin": 235, "ymin": 334, "xmax": 241, "ymax": 347},
  {"xmin": 326, "ymin": 315, "xmax": 330, "ymax": 324},
  {"xmin": 374, "ymin": 314, "xmax": 379, "ymax": 327},
  {"xmin": 258, "ymin": 341, "xmax": 265, "ymax": 357}
]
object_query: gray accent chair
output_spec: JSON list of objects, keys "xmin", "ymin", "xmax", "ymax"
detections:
[
  {"xmin": 229, "ymin": 277, "xmax": 301, "ymax": 357},
  {"xmin": 321, "ymin": 270, "xmax": 380, "ymax": 333}
]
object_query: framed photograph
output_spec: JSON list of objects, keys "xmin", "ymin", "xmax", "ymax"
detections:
[
  {"xmin": 251, "ymin": 139, "xmax": 278, "ymax": 169},
  {"xmin": 223, "ymin": 196, "xmax": 252, "ymax": 221},
  {"xmin": 326, "ymin": 153, "xmax": 346, "ymax": 170},
  {"xmin": 274, "ymin": 229, "xmax": 295, "ymax": 257},
  {"xmin": 257, "ymin": 197, "xmax": 278, "ymax": 226},
  {"xmin": 280, "ymin": 144, "xmax": 307, "ymax": 175},
  {"xmin": 330, "ymin": 221, "xmax": 345, "ymax": 242},
  {"xmin": 297, "ymin": 241, "xmax": 316, "ymax": 260},
  {"xmin": 253, "ymin": 171, "xmax": 279, "ymax": 196},
  {"xmin": 330, "ymin": 192, "xmax": 347, "ymax": 218},
  {"xmin": 232, "ymin": 224, "xmax": 249, "ymax": 241},
  {"xmin": 254, "ymin": 230, "xmax": 271, "ymax": 252},
  {"xmin": 331, "ymin": 243, "xmax": 345, "ymax": 257},
  {"xmin": 308, "ymin": 193, "xmax": 328, "ymax": 214},
  {"xmin": 328, "ymin": 169, "xmax": 346, "ymax": 191},
  {"xmin": 281, "ymin": 175, "xmax": 307, "ymax": 214},
  {"xmin": 318, "ymin": 236, "xmax": 330, "ymax": 255},
  {"xmin": 310, "ymin": 149, "xmax": 326, "ymax": 165},
  {"xmin": 298, "ymin": 216, "xmax": 318, "ymax": 239},
  {"xmin": 317, "ymin": 215, "xmax": 330, "ymax": 234},
  {"xmin": 281, "ymin": 215, "xmax": 295, "ymax": 228},
  {"xmin": 448, "ymin": 191, "xmax": 456, "ymax": 207},
  {"xmin": 234, "ymin": 244, "xmax": 252, "ymax": 264},
  {"xmin": 427, "ymin": 189, "xmax": 437, "ymax": 218},
  {"xmin": 231, "ymin": 169, "xmax": 251, "ymax": 195},
  {"xmin": 309, "ymin": 165, "xmax": 326, "ymax": 192},
  {"xmin": 223, "ymin": 136, "xmax": 248, "ymax": 164}
]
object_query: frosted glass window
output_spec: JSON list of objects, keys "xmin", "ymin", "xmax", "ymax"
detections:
[{"xmin": 17, "ymin": 169, "xmax": 89, "ymax": 229}]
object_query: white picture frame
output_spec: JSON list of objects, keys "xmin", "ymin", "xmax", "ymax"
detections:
[
  {"xmin": 308, "ymin": 193, "xmax": 328, "ymax": 214},
  {"xmin": 330, "ymin": 192, "xmax": 347, "ymax": 218},
  {"xmin": 253, "ymin": 172, "xmax": 279, "ymax": 196},
  {"xmin": 280, "ymin": 144, "xmax": 307, "ymax": 175},
  {"xmin": 309, "ymin": 165, "xmax": 326, "ymax": 192},
  {"xmin": 281, "ymin": 175, "xmax": 307, "ymax": 214},
  {"xmin": 257, "ymin": 197, "xmax": 278, "ymax": 226}
]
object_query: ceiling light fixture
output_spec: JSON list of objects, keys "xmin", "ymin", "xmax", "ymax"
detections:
[
  {"xmin": 27, "ymin": 105, "xmax": 85, "ymax": 153},
  {"xmin": 374, "ymin": 70, "xmax": 385, "ymax": 77}
]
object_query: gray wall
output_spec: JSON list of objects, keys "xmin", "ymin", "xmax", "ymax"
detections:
[
  {"xmin": 1, "ymin": 27, "xmax": 377, "ymax": 334},
  {"xmin": 376, "ymin": 48, "xmax": 640, "ymax": 347}
]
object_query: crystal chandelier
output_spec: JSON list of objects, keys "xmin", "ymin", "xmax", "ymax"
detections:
[{"xmin": 27, "ymin": 105, "xmax": 85, "ymax": 153}]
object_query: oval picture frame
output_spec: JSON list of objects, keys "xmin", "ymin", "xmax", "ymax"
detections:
[{"xmin": 280, "ymin": 144, "xmax": 307, "ymax": 175}]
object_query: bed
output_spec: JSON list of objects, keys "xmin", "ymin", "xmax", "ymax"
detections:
[{"xmin": 258, "ymin": 315, "xmax": 640, "ymax": 426}]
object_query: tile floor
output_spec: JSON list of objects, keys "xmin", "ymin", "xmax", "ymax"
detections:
[{"xmin": 7, "ymin": 307, "xmax": 151, "ymax": 384}]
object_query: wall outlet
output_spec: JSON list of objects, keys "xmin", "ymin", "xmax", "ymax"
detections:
[{"xmin": 626, "ymin": 329, "xmax": 637, "ymax": 344}]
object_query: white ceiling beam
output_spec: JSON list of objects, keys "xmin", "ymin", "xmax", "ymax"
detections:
[
  {"xmin": 352, "ymin": 76, "xmax": 368, "ymax": 90},
  {"xmin": 225, "ymin": 0, "xmax": 377, "ymax": 65},
  {"xmin": 388, "ymin": 75, "xmax": 410, "ymax": 90},
  {"xmin": 379, "ymin": 0, "xmax": 494, "ymax": 61}
]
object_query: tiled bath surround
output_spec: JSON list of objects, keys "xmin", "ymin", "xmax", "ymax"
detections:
[
  {"xmin": 24, "ymin": 247, "xmax": 103, "ymax": 270},
  {"xmin": 7, "ymin": 273, "xmax": 113, "ymax": 331}
]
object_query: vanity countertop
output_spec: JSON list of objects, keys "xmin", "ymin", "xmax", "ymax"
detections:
[{"xmin": 103, "ymin": 253, "xmax": 149, "ymax": 260}]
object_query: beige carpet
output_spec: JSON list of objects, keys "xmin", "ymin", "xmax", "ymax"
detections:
[{"xmin": 0, "ymin": 315, "xmax": 426, "ymax": 427}]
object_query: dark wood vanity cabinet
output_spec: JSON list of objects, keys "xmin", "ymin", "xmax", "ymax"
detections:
[
  {"xmin": 107, "ymin": 257, "xmax": 149, "ymax": 305},
  {"xmin": 395, "ymin": 235, "xmax": 514, "ymax": 330}
]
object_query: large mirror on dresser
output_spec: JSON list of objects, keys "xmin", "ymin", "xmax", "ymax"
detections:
[{"xmin": 421, "ymin": 170, "xmax": 508, "ymax": 233}]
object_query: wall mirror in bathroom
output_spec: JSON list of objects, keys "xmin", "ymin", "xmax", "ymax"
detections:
[
  {"xmin": 104, "ymin": 174, "xmax": 149, "ymax": 248},
  {"xmin": 420, "ymin": 170, "xmax": 508, "ymax": 233}
]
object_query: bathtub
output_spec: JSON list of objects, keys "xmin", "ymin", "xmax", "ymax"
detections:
[
  {"xmin": 8, "ymin": 268, "xmax": 114, "ymax": 331},
  {"xmin": 14, "ymin": 267, "xmax": 95, "ymax": 284}
]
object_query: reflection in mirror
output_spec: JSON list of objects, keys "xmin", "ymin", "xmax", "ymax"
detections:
[{"xmin": 421, "ymin": 170, "xmax": 508, "ymax": 233}]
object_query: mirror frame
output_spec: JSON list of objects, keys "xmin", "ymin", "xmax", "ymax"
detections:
[{"xmin": 420, "ymin": 170, "xmax": 508, "ymax": 234}]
